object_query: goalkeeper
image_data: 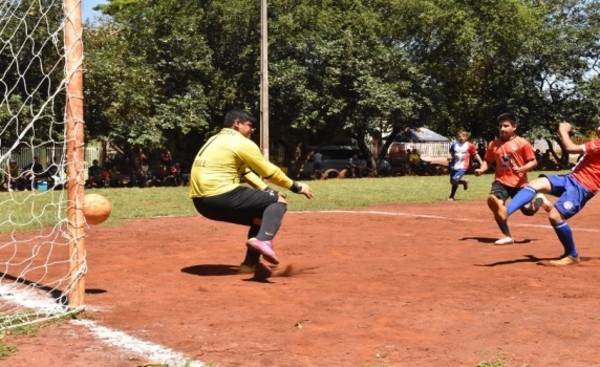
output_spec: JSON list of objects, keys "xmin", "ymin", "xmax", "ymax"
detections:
[{"xmin": 190, "ymin": 109, "xmax": 313, "ymax": 277}]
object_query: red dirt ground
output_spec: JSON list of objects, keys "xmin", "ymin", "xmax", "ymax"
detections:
[{"xmin": 5, "ymin": 199, "xmax": 600, "ymax": 366}]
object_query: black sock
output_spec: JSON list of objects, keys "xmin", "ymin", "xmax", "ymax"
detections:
[
  {"xmin": 449, "ymin": 184, "xmax": 458, "ymax": 198},
  {"xmin": 498, "ymin": 221, "xmax": 511, "ymax": 237},
  {"xmin": 242, "ymin": 225, "xmax": 261, "ymax": 265}
]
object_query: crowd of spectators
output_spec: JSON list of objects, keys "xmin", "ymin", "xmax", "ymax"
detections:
[
  {"xmin": 1, "ymin": 148, "xmax": 192, "ymax": 192},
  {"xmin": 84, "ymin": 150, "xmax": 190, "ymax": 189}
]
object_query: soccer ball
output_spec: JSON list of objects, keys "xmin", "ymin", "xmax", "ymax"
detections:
[{"xmin": 83, "ymin": 193, "xmax": 112, "ymax": 225}]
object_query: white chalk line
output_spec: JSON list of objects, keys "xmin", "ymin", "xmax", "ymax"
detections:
[
  {"xmin": 292, "ymin": 209, "xmax": 600, "ymax": 233},
  {"xmin": 72, "ymin": 319, "xmax": 205, "ymax": 367},
  {"xmin": 0, "ymin": 284, "xmax": 204, "ymax": 366},
  {"xmin": 3, "ymin": 208, "xmax": 595, "ymax": 366}
]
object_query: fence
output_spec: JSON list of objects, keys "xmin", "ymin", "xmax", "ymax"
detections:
[
  {"xmin": 1, "ymin": 147, "xmax": 103, "ymax": 176},
  {"xmin": 396, "ymin": 142, "xmax": 451, "ymax": 160}
]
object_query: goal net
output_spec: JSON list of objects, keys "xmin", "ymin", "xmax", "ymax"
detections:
[{"xmin": 0, "ymin": 0, "xmax": 86, "ymax": 330}]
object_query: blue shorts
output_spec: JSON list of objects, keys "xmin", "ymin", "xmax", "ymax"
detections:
[
  {"xmin": 545, "ymin": 174, "xmax": 594, "ymax": 219},
  {"xmin": 450, "ymin": 169, "xmax": 467, "ymax": 183}
]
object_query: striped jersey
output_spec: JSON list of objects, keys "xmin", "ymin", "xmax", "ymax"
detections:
[{"xmin": 449, "ymin": 141, "xmax": 477, "ymax": 171}]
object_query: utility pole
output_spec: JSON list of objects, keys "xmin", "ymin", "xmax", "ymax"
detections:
[{"xmin": 260, "ymin": 0, "xmax": 269, "ymax": 159}]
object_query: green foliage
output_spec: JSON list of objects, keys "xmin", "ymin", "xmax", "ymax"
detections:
[
  {"xmin": 0, "ymin": 339, "xmax": 17, "ymax": 360},
  {"xmin": 80, "ymin": 0, "xmax": 599, "ymax": 167},
  {"xmin": 0, "ymin": 0, "xmax": 66, "ymax": 147}
]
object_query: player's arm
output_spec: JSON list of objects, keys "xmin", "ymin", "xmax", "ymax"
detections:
[
  {"xmin": 474, "ymin": 153, "xmax": 484, "ymax": 167},
  {"xmin": 475, "ymin": 142, "xmax": 493, "ymax": 176},
  {"xmin": 511, "ymin": 141, "xmax": 538, "ymax": 174},
  {"xmin": 559, "ymin": 122, "xmax": 585, "ymax": 155},
  {"xmin": 240, "ymin": 168, "xmax": 268, "ymax": 190},
  {"xmin": 238, "ymin": 141, "xmax": 313, "ymax": 199},
  {"xmin": 514, "ymin": 158, "xmax": 537, "ymax": 174}
]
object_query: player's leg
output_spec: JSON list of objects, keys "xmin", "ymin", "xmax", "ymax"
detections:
[
  {"xmin": 245, "ymin": 191, "xmax": 288, "ymax": 265},
  {"xmin": 547, "ymin": 209, "xmax": 579, "ymax": 266},
  {"xmin": 545, "ymin": 175, "xmax": 593, "ymax": 266},
  {"xmin": 192, "ymin": 186, "xmax": 281, "ymax": 265},
  {"xmin": 507, "ymin": 177, "xmax": 552, "ymax": 216},
  {"xmin": 448, "ymin": 170, "xmax": 459, "ymax": 200},
  {"xmin": 487, "ymin": 182, "xmax": 513, "ymax": 245},
  {"xmin": 239, "ymin": 220, "xmax": 262, "ymax": 273}
]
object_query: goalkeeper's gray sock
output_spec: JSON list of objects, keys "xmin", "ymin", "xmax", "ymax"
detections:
[{"xmin": 257, "ymin": 202, "xmax": 287, "ymax": 241}]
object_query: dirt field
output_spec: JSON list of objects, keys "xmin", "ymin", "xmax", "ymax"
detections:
[{"xmin": 5, "ymin": 199, "xmax": 600, "ymax": 367}]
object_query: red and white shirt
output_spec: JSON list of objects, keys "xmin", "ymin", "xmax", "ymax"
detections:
[
  {"xmin": 449, "ymin": 141, "xmax": 477, "ymax": 171},
  {"xmin": 572, "ymin": 139, "xmax": 600, "ymax": 193}
]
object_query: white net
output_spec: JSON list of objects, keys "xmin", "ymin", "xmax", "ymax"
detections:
[{"xmin": 0, "ymin": 0, "xmax": 85, "ymax": 329}]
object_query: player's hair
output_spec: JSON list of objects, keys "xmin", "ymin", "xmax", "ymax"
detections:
[
  {"xmin": 497, "ymin": 112, "xmax": 518, "ymax": 126},
  {"xmin": 224, "ymin": 109, "xmax": 256, "ymax": 127},
  {"xmin": 457, "ymin": 129, "xmax": 469, "ymax": 138}
]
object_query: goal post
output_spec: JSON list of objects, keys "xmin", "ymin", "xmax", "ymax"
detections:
[
  {"xmin": 65, "ymin": 0, "xmax": 86, "ymax": 308},
  {"xmin": 0, "ymin": 0, "xmax": 87, "ymax": 329}
]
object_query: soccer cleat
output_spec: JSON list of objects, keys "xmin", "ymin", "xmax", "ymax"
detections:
[
  {"xmin": 536, "ymin": 193, "xmax": 552, "ymax": 212},
  {"xmin": 252, "ymin": 262, "xmax": 273, "ymax": 280},
  {"xmin": 547, "ymin": 255, "xmax": 580, "ymax": 266},
  {"xmin": 246, "ymin": 238, "xmax": 279, "ymax": 265},
  {"xmin": 487, "ymin": 195, "xmax": 507, "ymax": 222},
  {"xmin": 494, "ymin": 236, "xmax": 514, "ymax": 245},
  {"xmin": 462, "ymin": 179, "xmax": 469, "ymax": 191},
  {"xmin": 238, "ymin": 262, "xmax": 257, "ymax": 274}
]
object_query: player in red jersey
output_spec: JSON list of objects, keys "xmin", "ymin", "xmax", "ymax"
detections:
[
  {"xmin": 491, "ymin": 120, "xmax": 600, "ymax": 266},
  {"xmin": 475, "ymin": 112, "xmax": 548, "ymax": 245}
]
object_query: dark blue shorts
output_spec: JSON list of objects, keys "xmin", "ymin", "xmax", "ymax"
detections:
[
  {"xmin": 450, "ymin": 169, "xmax": 467, "ymax": 183},
  {"xmin": 544, "ymin": 174, "xmax": 594, "ymax": 219}
]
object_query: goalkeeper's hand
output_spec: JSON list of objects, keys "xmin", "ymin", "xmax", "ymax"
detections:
[{"xmin": 290, "ymin": 181, "xmax": 314, "ymax": 199}]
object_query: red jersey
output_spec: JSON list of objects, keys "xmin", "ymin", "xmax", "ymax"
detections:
[
  {"xmin": 485, "ymin": 136, "xmax": 535, "ymax": 188},
  {"xmin": 572, "ymin": 139, "xmax": 600, "ymax": 193},
  {"xmin": 449, "ymin": 141, "xmax": 477, "ymax": 170}
]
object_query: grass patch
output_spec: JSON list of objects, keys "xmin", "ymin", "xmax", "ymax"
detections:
[
  {"xmin": 1, "ymin": 170, "xmax": 567, "ymax": 231},
  {"xmin": 0, "ymin": 338, "xmax": 17, "ymax": 360},
  {"xmin": 475, "ymin": 350, "xmax": 531, "ymax": 367}
]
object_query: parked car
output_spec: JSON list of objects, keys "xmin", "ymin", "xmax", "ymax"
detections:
[{"xmin": 303, "ymin": 145, "xmax": 361, "ymax": 177}]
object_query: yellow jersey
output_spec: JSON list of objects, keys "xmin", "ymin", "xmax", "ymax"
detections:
[{"xmin": 189, "ymin": 128, "xmax": 293, "ymax": 197}]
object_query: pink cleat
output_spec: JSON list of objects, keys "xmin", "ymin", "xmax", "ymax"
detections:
[{"xmin": 246, "ymin": 238, "xmax": 279, "ymax": 265}]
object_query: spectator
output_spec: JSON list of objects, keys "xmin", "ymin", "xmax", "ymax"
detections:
[
  {"xmin": 378, "ymin": 158, "xmax": 391, "ymax": 177},
  {"xmin": 160, "ymin": 148, "xmax": 173, "ymax": 169},
  {"xmin": 163, "ymin": 162, "xmax": 183, "ymax": 186},
  {"xmin": 132, "ymin": 159, "xmax": 154, "ymax": 187},
  {"xmin": 5, "ymin": 158, "xmax": 21, "ymax": 191},
  {"xmin": 87, "ymin": 159, "xmax": 105, "ymax": 188},
  {"xmin": 408, "ymin": 148, "xmax": 423, "ymax": 175},
  {"xmin": 21, "ymin": 156, "xmax": 43, "ymax": 190},
  {"xmin": 313, "ymin": 151, "xmax": 323, "ymax": 172}
]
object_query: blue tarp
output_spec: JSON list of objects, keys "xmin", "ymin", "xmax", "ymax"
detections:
[{"xmin": 396, "ymin": 127, "xmax": 449, "ymax": 142}]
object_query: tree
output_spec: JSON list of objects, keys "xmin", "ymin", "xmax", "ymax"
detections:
[{"xmin": 84, "ymin": 0, "xmax": 214, "ymax": 164}]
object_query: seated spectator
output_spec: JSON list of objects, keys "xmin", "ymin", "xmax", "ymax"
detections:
[
  {"xmin": 21, "ymin": 156, "xmax": 44, "ymax": 190},
  {"xmin": 86, "ymin": 159, "xmax": 105, "ymax": 188},
  {"xmin": 138, "ymin": 159, "xmax": 155, "ymax": 187},
  {"xmin": 163, "ymin": 162, "xmax": 183, "ymax": 186},
  {"xmin": 408, "ymin": 149, "xmax": 423, "ymax": 175},
  {"xmin": 378, "ymin": 158, "xmax": 391, "ymax": 177},
  {"xmin": 5, "ymin": 158, "xmax": 21, "ymax": 191}
]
